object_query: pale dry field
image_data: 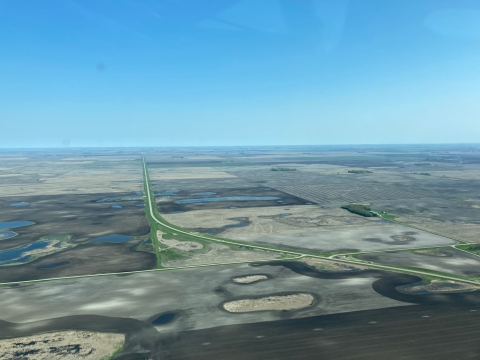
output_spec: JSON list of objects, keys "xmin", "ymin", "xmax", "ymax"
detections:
[
  {"xmin": 233, "ymin": 275, "xmax": 268, "ymax": 283},
  {"xmin": 395, "ymin": 215, "xmax": 480, "ymax": 242},
  {"xmin": 163, "ymin": 205, "xmax": 455, "ymax": 252},
  {"xmin": 148, "ymin": 167, "xmax": 237, "ymax": 181},
  {"xmin": 428, "ymin": 170, "xmax": 480, "ymax": 180},
  {"xmin": 0, "ymin": 157, "xmax": 142, "ymax": 197},
  {"xmin": 223, "ymin": 294, "xmax": 315, "ymax": 313},
  {"xmin": 162, "ymin": 205, "xmax": 371, "ymax": 233}
]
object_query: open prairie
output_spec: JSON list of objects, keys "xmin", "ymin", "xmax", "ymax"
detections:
[{"xmin": 1, "ymin": 145, "xmax": 480, "ymax": 359}]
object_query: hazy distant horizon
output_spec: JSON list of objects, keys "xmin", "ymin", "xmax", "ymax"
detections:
[{"xmin": 1, "ymin": 143, "xmax": 480, "ymax": 151}]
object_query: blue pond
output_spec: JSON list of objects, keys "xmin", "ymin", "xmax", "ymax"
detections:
[
  {"xmin": 136, "ymin": 203, "xmax": 145, "ymax": 207},
  {"xmin": 111, "ymin": 205, "xmax": 123, "ymax": 209},
  {"xmin": 0, "ymin": 231, "xmax": 16, "ymax": 240},
  {"xmin": 0, "ymin": 241, "xmax": 49, "ymax": 265},
  {"xmin": 229, "ymin": 206, "xmax": 238, "ymax": 209},
  {"xmin": 0, "ymin": 221, "xmax": 33, "ymax": 230},
  {"xmin": 91, "ymin": 234, "xmax": 132, "ymax": 243},
  {"xmin": 152, "ymin": 313, "xmax": 176, "ymax": 325},
  {"xmin": 175, "ymin": 196, "xmax": 279, "ymax": 204},
  {"xmin": 190, "ymin": 192, "xmax": 216, "ymax": 196},
  {"xmin": 9, "ymin": 202, "xmax": 29, "ymax": 207},
  {"xmin": 280, "ymin": 213, "xmax": 291, "ymax": 217}
]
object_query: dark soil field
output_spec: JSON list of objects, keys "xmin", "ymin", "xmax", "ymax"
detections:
[
  {"xmin": 1, "ymin": 265, "xmax": 480, "ymax": 359},
  {"xmin": 0, "ymin": 192, "xmax": 149, "ymax": 251},
  {"xmin": 162, "ymin": 300, "xmax": 480, "ymax": 360}
]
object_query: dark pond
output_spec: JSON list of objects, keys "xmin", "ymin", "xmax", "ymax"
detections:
[
  {"xmin": 91, "ymin": 234, "xmax": 132, "ymax": 243},
  {"xmin": 175, "ymin": 196, "xmax": 279, "ymax": 204},
  {"xmin": 9, "ymin": 202, "xmax": 30, "ymax": 207},
  {"xmin": 0, "ymin": 231, "xmax": 16, "ymax": 240},
  {"xmin": 0, "ymin": 221, "xmax": 33, "ymax": 230},
  {"xmin": 226, "ymin": 223, "xmax": 248, "ymax": 229},
  {"xmin": 40, "ymin": 261, "xmax": 69, "ymax": 269},
  {"xmin": 136, "ymin": 203, "xmax": 145, "ymax": 207},
  {"xmin": 152, "ymin": 312, "xmax": 176, "ymax": 325},
  {"xmin": 0, "ymin": 241, "xmax": 49, "ymax": 265}
]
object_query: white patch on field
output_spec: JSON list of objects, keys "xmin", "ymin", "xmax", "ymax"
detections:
[{"xmin": 79, "ymin": 299, "xmax": 131, "ymax": 310}]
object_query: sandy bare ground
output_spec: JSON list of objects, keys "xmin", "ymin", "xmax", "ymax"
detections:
[
  {"xmin": 233, "ymin": 275, "xmax": 268, "ymax": 283},
  {"xmin": 223, "ymin": 294, "xmax": 314, "ymax": 312},
  {"xmin": 162, "ymin": 205, "xmax": 374, "ymax": 236},
  {"xmin": 0, "ymin": 331, "xmax": 124, "ymax": 360},
  {"xmin": 301, "ymin": 257, "xmax": 366, "ymax": 272},
  {"xmin": 162, "ymin": 243, "xmax": 279, "ymax": 267},
  {"xmin": 401, "ymin": 280, "xmax": 480, "ymax": 293},
  {"xmin": 163, "ymin": 206, "xmax": 453, "ymax": 253},
  {"xmin": 157, "ymin": 230, "xmax": 203, "ymax": 251}
]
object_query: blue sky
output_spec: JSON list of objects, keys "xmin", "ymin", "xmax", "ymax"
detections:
[{"xmin": 1, "ymin": 0, "xmax": 480, "ymax": 148}]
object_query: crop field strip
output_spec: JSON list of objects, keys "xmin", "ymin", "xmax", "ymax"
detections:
[
  {"xmin": 273, "ymin": 185, "xmax": 435, "ymax": 204},
  {"xmin": 228, "ymin": 170, "xmax": 348, "ymax": 185}
]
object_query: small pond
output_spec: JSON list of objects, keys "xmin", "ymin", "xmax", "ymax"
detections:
[
  {"xmin": 175, "ymin": 196, "xmax": 279, "ymax": 204},
  {"xmin": 9, "ymin": 202, "xmax": 30, "ymax": 207},
  {"xmin": 190, "ymin": 192, "xmax": 216, "ymax": 196},
  {"xmin": 111, "ymin": 205, "xmax": 123, "ymax": 209},
  {"xmin": 0, "ymin": 221, "xmax": 34, "ymax": 230},
  {"xmin": 152, "ymin": 312, "xmax": 176, "ymax": 325},
  {"xmin": 0, "ymin": 241, "xmax": 49, "ymax": 265},
  {"xmin": 91, "ymin": 234, "xmax": 132, "ymax": 243},
  {"xmin": 0, "ymin": 231, "xmax": 17, "ymax": 240}
]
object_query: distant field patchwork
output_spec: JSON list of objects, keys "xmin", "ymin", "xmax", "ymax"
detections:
[{"xmin": 274, "ymin": 185, "xmax": 434, "ymax": 204}]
